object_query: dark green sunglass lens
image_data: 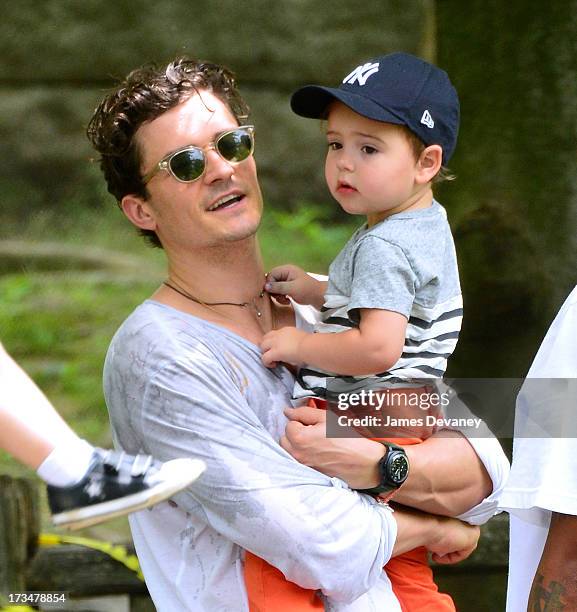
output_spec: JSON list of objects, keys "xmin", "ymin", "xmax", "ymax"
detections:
[
  {"xmin": 170, "ymin": 149, "xmax": 205, "ymax": 181},
  {"xmin": 218, "ymin": 130, "xmax": 253, "ymax": 162}
]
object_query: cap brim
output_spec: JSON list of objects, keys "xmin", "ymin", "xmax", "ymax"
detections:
[{"xmin": 290, "ymin": 85, "xmax": 406, "ymax": 126}]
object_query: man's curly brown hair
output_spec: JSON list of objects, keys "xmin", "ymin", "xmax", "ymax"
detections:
[{"xmin": 87, "ymin": 58, "xmax": 250, "ymax": 248}]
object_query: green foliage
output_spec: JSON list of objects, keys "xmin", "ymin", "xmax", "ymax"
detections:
[
  {"xmin": 0, "ymin": 273, "xmax": 158, "ymax": 444},
  {"xmin": 260, "ymin": 202, "xmax": 358, "ymax": 273}
]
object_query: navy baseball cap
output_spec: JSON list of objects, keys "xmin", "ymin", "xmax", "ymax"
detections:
[{"xmin": 290, "ymin": 52, "xmax": 460, "ymax": 164}]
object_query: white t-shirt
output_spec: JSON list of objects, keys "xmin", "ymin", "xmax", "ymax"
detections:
[
  {"xmin": 499, "ymin": 286, "xmax": 577, "ymax": 612},
  {"xmin": 105, "ymin": 300, "xmax": 509, "ymax": 611}
]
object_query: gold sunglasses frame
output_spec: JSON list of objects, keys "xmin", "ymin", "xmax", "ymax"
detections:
[{"xmin": 142, "ymin": 125, "xmax": 255, "ymax": 185}]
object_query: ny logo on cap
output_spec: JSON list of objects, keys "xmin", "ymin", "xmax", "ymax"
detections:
[
  {"xmin": 420, "ymin": 109, "xmax": 435, "ymax": 129},
  {"xmin": 342, "ymin": 62, "xmax": 380, "ymax": 86}
]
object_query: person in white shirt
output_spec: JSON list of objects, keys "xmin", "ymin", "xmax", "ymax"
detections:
[{"xmin": 500, "ymin": 286, "xmax": 577, "ymax": 611}]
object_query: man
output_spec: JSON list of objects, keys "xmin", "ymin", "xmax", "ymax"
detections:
[
  {"xmin": 500, "ymin": 286, "xmax": 577, "ymax": 611},
  {"xmin": 88, "ymin": 57, "xmax": 509, "ymax": 611}
]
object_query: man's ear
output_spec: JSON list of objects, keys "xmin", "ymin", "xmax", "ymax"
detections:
[
  {"xmin": 121, "ymin": 194, "xmax": 157, "ymax": 231},
  {"xmin": 416, "ymin": 145, "xmax": 443, "ymax": 184}
]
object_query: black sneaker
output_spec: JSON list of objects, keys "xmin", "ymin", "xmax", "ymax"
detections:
[{"xmin": 47, "ymin": 449, "xmax": 205, "ymax": 530}]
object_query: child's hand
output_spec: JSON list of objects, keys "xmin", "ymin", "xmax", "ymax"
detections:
[
  {"xmin": 261, "ymin": 327, "xmax": 308, "ymax": 368},
  {"xmin": 265, "ymin": 265, "xmax": 327, "ymax": 309}
]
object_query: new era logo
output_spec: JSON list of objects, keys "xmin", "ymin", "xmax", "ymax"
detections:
[
  {"xmin": 342, "ymin": 62, "xmax": 380, "ymax": 86},
  {"xmin": 420, "ymin": 110, "xmax": 434, "ymax": 129}
]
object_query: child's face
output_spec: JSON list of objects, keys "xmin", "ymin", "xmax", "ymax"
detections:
[{"xmin": 324, "ymin": 102, "xmax": 425, "ymax": 222}]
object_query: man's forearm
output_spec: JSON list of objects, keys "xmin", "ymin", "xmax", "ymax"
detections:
[
  {"xmin": 392, "ymin": 505, "xmax": 479, "ymax": 563},
  {"xmin": 392, "ymin": 505, "xmax": 440, "ymax": 556},
  {"xmin": 528, "ymin": 512, "xmax": 577, "ymax": 610},
  {"xmin": 281, "ymin": 406, "xmax": 494, "ymax": 517},
  {"xmin": 393, "ymin": 431, "xmax": 493, "ymax": 516}
]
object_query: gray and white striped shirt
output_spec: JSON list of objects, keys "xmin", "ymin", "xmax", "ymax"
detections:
[{"xmin": 296, "ymin": 200, "xmax": 462, "ymax": 397}]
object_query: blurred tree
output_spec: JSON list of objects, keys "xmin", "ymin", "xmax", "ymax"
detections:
[{"xmin": 436, "ymin": 0, "xmax": 577, "ymax": 376}]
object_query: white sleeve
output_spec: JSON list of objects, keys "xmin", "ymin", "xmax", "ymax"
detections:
[
  {"xmin": 433, "ymin": 381, "xmax": 511, "ymax": 525},
  {"xmin": 500, "ymin": 287, "xmax": 577, "ymax": 521},
  {"xmin": 138, "ymin": 345, "xmax": 397, "ymax": 604},
  {"xmin": 456, "ymin": 436, "xmax": 510, "ymax": 525}
]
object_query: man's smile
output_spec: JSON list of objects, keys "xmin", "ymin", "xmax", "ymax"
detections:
[{"xmin": 207, "ymin": 190, "xmax": 246, "ymax": 212}]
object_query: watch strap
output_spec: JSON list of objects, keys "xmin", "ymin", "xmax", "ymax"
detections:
[{"xmin": 355, "ymin": 442, "xmax": 407, "ymax": 496}]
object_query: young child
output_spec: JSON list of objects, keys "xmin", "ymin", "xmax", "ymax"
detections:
[
  {"xmin": 254, "ymin": 52, "xmax": 463, "ymax": 610},
  {"xmin": 0, "ymin": 340, "xmax": 205, "ymax": 530}
]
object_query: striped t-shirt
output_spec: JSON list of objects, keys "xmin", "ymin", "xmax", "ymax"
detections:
[{"xmin": 295, "ymin": 200, "xmax": 462, "ymax": 398}]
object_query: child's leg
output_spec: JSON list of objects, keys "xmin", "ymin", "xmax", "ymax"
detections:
[
  {"xmin": 245, "ymin": 551, "xmax": 324, "ymax": 611},
  {"xmin": 0, "ymin": 342, "xmax": 205, "ymax": 530},
  {"xmin": 243, "ymin": 395, "xmax": 456, "ymax": 611},
  {"xmin": 0, "ymin": 342, "xmax": 93, "ymax": 482},
  {"xmin": 386, "ymin": 546, "xmax": 455, "ymax": 612}
]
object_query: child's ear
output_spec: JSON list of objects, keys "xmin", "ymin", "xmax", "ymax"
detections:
[
  {"xmin": 121, "ymin": 194, "xmax": 157, "ymax": 231},
  {"xmin": 416, "ymin": 145, "xmax": 443, "ymax": 184}
]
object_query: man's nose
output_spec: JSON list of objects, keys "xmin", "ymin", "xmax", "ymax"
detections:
[{"xmin": 203, "ymin": 147, "xmax": 234, "ymax": 183}]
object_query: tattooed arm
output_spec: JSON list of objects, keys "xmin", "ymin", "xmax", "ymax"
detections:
[{"xmin": 528, "ymin": 513, "xmax": 577, "ymax": 611}]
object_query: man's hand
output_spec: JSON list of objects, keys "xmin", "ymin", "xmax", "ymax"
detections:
[
  {"xmin": 261, "ymin": 327, "xmax": 308, "ymax": 368},
  {"xmin": 265, "ymin": 265, "xmax": 327, "ymax": 309},
  {"xmin": 427, "ymin": 516, "xmax": 480, "ymax": 564},
  {"xmin": 280, "ymin": 406, "xmax": 385, "ymax": 489},
  {"xmin": 392, "ymin": 506, "xmax": 480, "ymax": 563}
]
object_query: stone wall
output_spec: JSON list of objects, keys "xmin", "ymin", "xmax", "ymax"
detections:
[
  {"xmin": 437, "ymin": 0, "xmax": 577, "ymax": 377},
  {"xmin": 0, "ymin": 0, "xmax": 431, "ymax": 217}
]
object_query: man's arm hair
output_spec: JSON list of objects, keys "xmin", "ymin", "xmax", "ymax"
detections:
[{"xmin": 527, "ymin": 512, "xmax": 577, "ymax": 610}]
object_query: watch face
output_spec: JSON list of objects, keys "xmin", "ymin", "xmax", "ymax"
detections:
[{"xmin": 388, "ymin": 452, "xmax": 409, "ymax": 485}]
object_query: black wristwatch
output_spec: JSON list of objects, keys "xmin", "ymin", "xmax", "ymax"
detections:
[{"xmin": 356, "ymin": 442, "xmax": 409, "ymax": 497}]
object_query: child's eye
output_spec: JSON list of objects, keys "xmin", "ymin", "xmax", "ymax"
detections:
[
  {"xmin": 327, "ymin": 142, "xmax": 342, "ymax": 151},
  {"xmin": 361, "ymin": 145, "xmax": 378, "ymax": 155}
]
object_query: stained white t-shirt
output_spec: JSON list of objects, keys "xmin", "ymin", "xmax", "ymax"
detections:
[
  {"xmin": 105, "ymin": 299, "xmax": 509, "ymax": 611},
  {"xmin": 499, "ymin": 286, "xmax": 577, "ymax": 611}
]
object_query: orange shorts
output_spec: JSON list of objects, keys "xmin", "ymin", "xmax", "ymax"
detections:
[
  {"xmin": 245, "ymin": 545, "xmax": 454, "ymax": 611},
  {"xmin": 244, "ymin": 396, "xmax": 455, "ymax": 611}
]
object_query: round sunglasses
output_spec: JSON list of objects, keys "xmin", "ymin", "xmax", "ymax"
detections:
[{"xmin": 142, "ymin": 125, "xmax": 255, "ymax": 184}]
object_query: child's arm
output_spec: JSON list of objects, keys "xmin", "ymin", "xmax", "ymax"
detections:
[
  {"xmin": 261, "ymin": 308, "xmax": 407, "ymax": 375},
  {"xmin": 265, "ymin": 264, "xmax": 327, "ymax": 310}
]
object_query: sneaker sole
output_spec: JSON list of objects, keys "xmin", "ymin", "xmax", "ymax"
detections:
[{"xmin": 51, "ymin": 458, "xmax": 206, "ymax": 531}]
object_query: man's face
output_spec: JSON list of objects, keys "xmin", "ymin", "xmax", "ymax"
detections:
[
  {"xmin": 324, "ymin": 101, "xmax": 421, "ymax": 222},
  {"xmin": 133, "ymin": 91, "xmax": 263, "ymax": 251}
]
